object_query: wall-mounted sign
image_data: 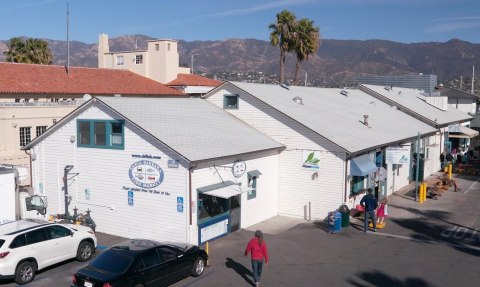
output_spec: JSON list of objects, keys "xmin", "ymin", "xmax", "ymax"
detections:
[
  {"xmin": 177, "ymin": 196, "xmax": 184, "ymax": 213},
  {"xmin": 84, "ymin": 189, "xmax": 91, "ymax": 200},
  {"xmin": 385, "ymin": 146, "xmax": 410, "ymax": 164},
  {"xmin": 128, "ymin": 160, "xmax": 164, "ymax": 188},
  {"xmin": 128, "ymin": 191, "xmax": 134, "ymax": 206},
  {"xmin": 302, "ymin": 150, "xmax": 320, "ymax": 170},
  {"xmin": 168, "ymin": 159, "xmax": 179, "ymax": 168}
]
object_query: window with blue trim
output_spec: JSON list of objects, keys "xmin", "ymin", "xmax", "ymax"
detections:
[
  {"xmin": 350, "ymin": 176, "xmax": 365, "ymax": 195},
  {"xmin": 77, "ymin": 120, "xmax": 124, "ymax": 149},
  {"xmin": 247, "ymin": 175, "xmax": 257, "ymax": 200},
  {"xmin": 223, "ymin": 94, "xmax": 239, "ymax": 109}
]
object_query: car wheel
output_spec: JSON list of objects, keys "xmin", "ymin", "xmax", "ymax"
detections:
[
  {"xmin": 191, "ymin": 257, "xmax": 205, "ymax": 277},
  {"xmin": 15, "ymin": 261, "xmax": 37, "ymax": 285},
  {"xmin": 76, "ymin": 241, "xmax": 95, "ymax": 262}
]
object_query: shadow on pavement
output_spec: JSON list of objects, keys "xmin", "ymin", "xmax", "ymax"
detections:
[
  {"xmin": 389, "ymin": 216, "xmax": 480, "ymax": 257},
  {"xmin": 225, "ymin": 257, "xmax": 254, "ymax": 286},
  {"xmin": 390, "ymin": 203, "xmax": 477, "ymax": 233},
  {"xmin": 347, "ymin": 270, "xmax": 435, "ymax": 287}
]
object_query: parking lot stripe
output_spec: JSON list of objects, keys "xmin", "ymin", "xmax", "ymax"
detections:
[{"xmin": 372, "ymin": 231, "xmax": 480, "ymax": 251}]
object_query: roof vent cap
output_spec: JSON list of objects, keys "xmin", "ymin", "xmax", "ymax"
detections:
[
  {"xmin": 281, "ymin": 83, "xmax": 290, "ymax": 90},
  {"xmin": 292, "ymin": 96, "xmax": 303, "ymax": 105},
  {"xmin": 384, "ymin": 86, "xmax": 392, "ymax": 91},
  {"xmin": 340, "ymin": 90, "xmax": 348, "ymax": 96}
]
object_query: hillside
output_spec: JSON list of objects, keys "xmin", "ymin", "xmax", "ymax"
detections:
[{"xmin": 1, "ymin": 36, "xmax": 479, "ymax": 87}]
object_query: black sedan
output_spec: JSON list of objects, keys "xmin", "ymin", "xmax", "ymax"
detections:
[{"xmin": 71, "ymin": 239, "xmax": 208, "ymax": 287}]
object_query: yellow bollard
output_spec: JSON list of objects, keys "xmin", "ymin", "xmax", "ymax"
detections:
[
  {"xmin": 448, "ymin": 163, "xmax": 452, "ymax": 180},
  {"xmin": 205, "ymin": 241, "xmax": 210, "ymax": 267},
  {"xmin": 419, "ymin": 183, "xmax": 424, "ymax": 203}
]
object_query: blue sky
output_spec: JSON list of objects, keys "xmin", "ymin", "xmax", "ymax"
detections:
[{"xmin": 1, "ymin": 0, "xmax": 480, "ymax": 44}]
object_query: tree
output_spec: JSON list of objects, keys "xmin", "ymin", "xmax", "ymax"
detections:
[
  {"xmin": 292, "ymin": 18, "xmax": 320, "ymax": 85},
  {"xmin": 269, "ymin": 10, "xmax": 296, "ymax": 84},
  {"xmin": 4, "ymin": 37, "xmax": 53, "ymax": 64}
]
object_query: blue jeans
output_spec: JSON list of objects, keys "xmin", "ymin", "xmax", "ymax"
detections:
[
  {"xmin": 251, "ymin": 260, "xmax": 264, "ymax": 283},
  {"xmin": 364, "ymin": 210, "xmax": 377, "ymax": 232}
]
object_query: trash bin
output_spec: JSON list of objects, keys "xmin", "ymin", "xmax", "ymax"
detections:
[
  {"xmin": 333, "ymin": 211, "xmax": 342, "ymax": 233},
  {"xmin": 338, "ymin": 205, "xmax": 350, "ymax": 227}
]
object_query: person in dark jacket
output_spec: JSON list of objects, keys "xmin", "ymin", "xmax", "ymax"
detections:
[
  {"xmin": 245, "ymin": 230, "xmax": 269, "ymax": 287},
  {"xmin": 360, "ymin": 189, "xmax": 378, "ymax": 232}
]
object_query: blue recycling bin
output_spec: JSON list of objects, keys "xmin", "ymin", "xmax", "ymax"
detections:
[{"xmin": 333, "ymin": 211, "xmax": 342, "ymax": 233}]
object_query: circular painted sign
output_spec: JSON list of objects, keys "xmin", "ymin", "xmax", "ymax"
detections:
[{"xmin": 128, "ymin": 160, "xmax": 164, "ymax": 188}]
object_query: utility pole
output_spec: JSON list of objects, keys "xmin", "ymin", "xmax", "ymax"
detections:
[
  {"xmin": 472, "ymin": 65, "xmax": 475, "ymax": 94},
  {"xmin": 191, "ymin": 54, "xmax": 194, "ymax": 74},
  {"xmin": 66, "ymin": 2, "xmax": 70, "ymax": 74},
  {"xmin": 414, "ymin": 132, "xmax": 421, "ymax": 201}
]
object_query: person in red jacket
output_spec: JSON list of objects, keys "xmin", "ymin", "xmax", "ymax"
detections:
[{"xmin": 245, "ymin": 230, "xmax": 269, "ymax": 287}]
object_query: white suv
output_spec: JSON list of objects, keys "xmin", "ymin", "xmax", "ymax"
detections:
[{"xmin": 0, "ymin": 220, "xmax": 97, "ymax": 285}]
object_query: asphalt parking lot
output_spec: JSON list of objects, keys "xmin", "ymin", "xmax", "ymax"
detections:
[{"xmin": 1, "ymin": 172, "xmax": 479, "ymax": 286}]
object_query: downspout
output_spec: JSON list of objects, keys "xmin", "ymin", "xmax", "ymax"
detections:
[
  {"xmin": 344, "ymin": 159, "xmax": 349, "ymax": 204},
  {"xmin": 23, "ymin": 149, "xmax": 33, "ymax": 188},
  {"xmin": 189, "ymin": 167, "xmax": 193, "ymax": 226}
]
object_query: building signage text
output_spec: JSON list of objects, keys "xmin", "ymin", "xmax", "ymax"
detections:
[{"xmin": 128, "ymin": 160, "xmax": 164, "ymax": 188}]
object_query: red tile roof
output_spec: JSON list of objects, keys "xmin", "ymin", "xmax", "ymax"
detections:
[
  {"xmin": 167, "ymin": 73, "xmax": 223, "ymax": 87},
  {"xmin": 0, "ymin": 62, "xmax": 185, "ymax": 96}
]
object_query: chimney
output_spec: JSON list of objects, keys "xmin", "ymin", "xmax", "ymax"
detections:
[{"xmin": 363, "ymin": 115, "xmax": 369, "ymax": 126}]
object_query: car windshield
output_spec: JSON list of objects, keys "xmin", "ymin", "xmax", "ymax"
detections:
[
  {"xmin": 0, "ymin": 239, "xmax": 4, "ymax": 248},
  {"xmin": 90, "ymin": 250, "xmax": 134, "ymax": 274}
]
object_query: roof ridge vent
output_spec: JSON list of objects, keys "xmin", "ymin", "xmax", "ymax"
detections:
[{"xmin": 340, "ymin": 90, "xmax": 348, "ymax": 96}]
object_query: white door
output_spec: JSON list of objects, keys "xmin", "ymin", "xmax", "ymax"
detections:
[
  {"xmin": 25, "ymin": 228, "xmax": 52, "ymax": 269},
  {"xmin": 45, "ymin": 225, "xmax": 76, "ymax": 261}
]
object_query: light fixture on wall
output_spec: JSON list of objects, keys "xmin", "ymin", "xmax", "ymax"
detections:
[
  {"xmin": 52, "ymin": 119, "xmax": 57, "ymax": 124},
  {"xmin": 11, "ymin": 123, "xmax": 17, "ymax": 128},
  {"xmin": 70, "ymin": 135, "xmax": 75, "ymax": 143}
]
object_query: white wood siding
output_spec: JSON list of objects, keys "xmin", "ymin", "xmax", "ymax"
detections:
[
  {"xmin": 207, "ymin": 88, "xmax": 347, "ymax": 220},
  {"xmin": 31, "ymin": 106, "xmax": 190, "ymax": 242},
  {"xmin": 189, "ymin": 154, "xmax": 279, "ymax": 243}
]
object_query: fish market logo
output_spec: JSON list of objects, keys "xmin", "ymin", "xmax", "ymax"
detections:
[{"xmin": 129, "ymin": 160, "xmax": 164, "ymax": 188}]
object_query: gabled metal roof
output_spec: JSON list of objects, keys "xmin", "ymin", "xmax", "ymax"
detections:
[
  {"xmin": 96, "ymin": 97, "xmax": 283, "ymax": 162},
  {"xmin": 211, "ymin": 82, "xmax": 438, "ymax": 156},
  {"xmin": 360, "ymin": 84, "xmax": 472, "ymax": 127}
]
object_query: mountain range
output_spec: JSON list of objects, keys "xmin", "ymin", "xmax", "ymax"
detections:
[{"xmin": 1, "ymin": 35, "xmax": 479, "ymax": 87}]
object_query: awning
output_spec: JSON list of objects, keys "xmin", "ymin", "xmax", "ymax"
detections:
[
  {"xmin": 197, "ymin": 181, "xmax": 241, "ymax": 199},
  {"xmin": 247, "ymin": 170, "xmax": 262, "ymax": 178},
  {"xmin": 448, "ymin": 125, "xmax": 479, "ymax": 139},
  {"xmin": 350, "ymin": 154, "xmax": 378, "ymax": 176}
]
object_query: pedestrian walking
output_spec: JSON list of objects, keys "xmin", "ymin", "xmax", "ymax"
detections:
[
  {"xmin": 245, "ymin": 230, "xmax": 269, "ymax": 287},
  {"xmin": 360, "ymin": 189, "xmax": 378, "ymax": 232}
]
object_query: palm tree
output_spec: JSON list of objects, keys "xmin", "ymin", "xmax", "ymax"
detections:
[
  {"xmin": 292, "ymin": 18, "xmax": 320, "ymax": 85},
  {"xmin": 4, "ymin": 37, "xmax": 53, "ymax": 64},
  {"xmin": 269, "ymin": 10, "xmax": 296, "ymax": 84}
]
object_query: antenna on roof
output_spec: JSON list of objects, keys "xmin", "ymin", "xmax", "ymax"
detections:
[
  {"xmin": 134, "ymin": 38, "xmax": 138, "ymax": 50},
  {"xmin": 472, "ymin": 65, "xmax": 475, "ymax": 94},
  {"xmin": 66, "ymin": 2, "xmax": 70, "ymax": 75}
]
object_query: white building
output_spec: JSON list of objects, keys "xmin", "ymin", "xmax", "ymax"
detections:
[
  {"xmin": 24, "ymin": 97, "xmax": 283, "ymax": 245},
  {"xmin": 204, "ymin": 82, "xmax": 442, "ymax": 219},
  {"xmin": 359, "ymin": 84, "xmax": 473, "ymax": 172}
]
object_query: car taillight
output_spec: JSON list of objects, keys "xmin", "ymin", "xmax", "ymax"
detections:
[
  {"xmin": 72, "ymin": 274, "xmax": 77, "ymax": 284},
  {"xmin": 102, "ymin": 283, "xmax": 113, "ymax": 287},
  {"xmin": 0, "ymin": 251, "xmax": 10, "ymax": 259}
]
